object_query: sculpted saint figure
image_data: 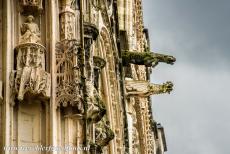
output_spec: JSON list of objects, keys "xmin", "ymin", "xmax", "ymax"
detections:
[{"xmin": 20, "ymin": 15, "xmax": 41, "ymax": 44}]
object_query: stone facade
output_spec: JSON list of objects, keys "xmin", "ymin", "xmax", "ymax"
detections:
[{"xmin": 0, "ymin": 0, "xmax": 175, "ymax": 154}]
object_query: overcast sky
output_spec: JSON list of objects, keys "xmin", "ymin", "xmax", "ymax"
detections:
[{"xmin": 143, "ymin": 0, "xmax": 230, "ymax": 154}]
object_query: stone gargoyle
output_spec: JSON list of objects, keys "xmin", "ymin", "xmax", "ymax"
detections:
[
  {"xmin": 125, "ymin": 79, "xmax": 173, "ymax": 97},
  {"xmin": 122, "ymin": 50, "xmax": 176, "ymax": 67},
  {"xmin": 90, "ymin": 118, "xmax": 115, "ymax": 153}
]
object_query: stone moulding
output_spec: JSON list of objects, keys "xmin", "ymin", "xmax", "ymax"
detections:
[
  {"xmin": 84, "ymin": 22, "xmax": 99, "ymax": 40},
  {"xmin": 13, "ymin": 43, "xmax": 51, "ymax": 101},
  {"xmin": 0, "ymin": 80, "xmax": 3, "ymax": 102},
  {"xmin": 122, "ymin": 50, "xmax": 176, "ymax": 67},
  {"xmin": 125, "ymin": 79, "xmax": 173, "ymax": 97}
]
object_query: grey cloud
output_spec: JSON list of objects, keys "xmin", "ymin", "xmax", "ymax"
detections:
[
  {"xmin": 143, "ymin": 0, "xmax": 230, "ymax": 153},
  {"xmin": 143, "ymin": 0, "xmax": 230, "ymax": 69}
]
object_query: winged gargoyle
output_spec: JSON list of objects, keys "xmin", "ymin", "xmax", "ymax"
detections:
[
  {"xmin": 122, "ymin": 49, "xmax": 176, "ymax": 67},
  {"xmin": 125, "ymin": 79, "xmax": 173, "ymax": 97}
]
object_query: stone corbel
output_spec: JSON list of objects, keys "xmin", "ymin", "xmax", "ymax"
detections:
[
  {"xmin": 90, "ymin": 118, "xmax": 115, "ymax": 153},
  {"xmin": 122, "ymin": 50, "xmax": 176, "ymax": 68},
  {"xmin": 13, "ymin": 43, "xmax": 51, "ymax": 101},
  {"xmin": 125, "ymin": 79, "xmax": 173, "ymax": 97},
  {"xmin": 93, "ymin": 56, "xmax": 106, "ymax": 90},
  {"xmin": 84, "ymin": 22, "xmax": 99, "ymax": 41}
]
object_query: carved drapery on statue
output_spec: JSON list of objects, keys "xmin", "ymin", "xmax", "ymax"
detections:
[
  {"xmin": 122, "ymin": 50, "xmax": 176, "ymax": 68},
  {"xmin": 55, "ymin": 40, "xmax": 83, "ymax": 112},
  {"xmin": 125, "ymin": 79, "xmax": 173, "ymax": 97},
  {"xmin": 12, "ymin": 15, "xmax": 51, "ymax": 101}
]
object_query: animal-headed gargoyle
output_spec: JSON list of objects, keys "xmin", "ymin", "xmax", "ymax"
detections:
[
  {"xmin": 125, "ymin": 79, "xmax": 174, "ymax": 97},
  {"xmin": 122, "ymin": 49, "xmax": 176, "ymax": 67}
]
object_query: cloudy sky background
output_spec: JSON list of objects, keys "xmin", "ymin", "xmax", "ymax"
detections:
[{"xmin": 143, "ymin": 0, "xmax": 230, "ymax": 153}]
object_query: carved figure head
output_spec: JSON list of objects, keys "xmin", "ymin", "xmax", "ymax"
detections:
[
  {"xmin": 26, "ymin": 15, "xmax": 34, "ymax": 22},
  {"xmin": 163, "ymin": 81, "xmax": 173, "ymax": 94}
]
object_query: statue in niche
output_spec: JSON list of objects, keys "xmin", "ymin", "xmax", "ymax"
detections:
[{"xmin": 20, "ymin": 15, "xmax": 41, "ymax": 44}]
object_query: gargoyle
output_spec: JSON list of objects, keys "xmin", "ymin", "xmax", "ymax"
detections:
[
  {"xmin": 122, "ymin": 50, "xmax": 176, "ymax": 67},
  {"xmin": 125, "ymin": 79, "xmax": 173, "ymax": 97},
  {"xmin": 90, "ymin": 118, "xmax": 115, "ymax": 153}
]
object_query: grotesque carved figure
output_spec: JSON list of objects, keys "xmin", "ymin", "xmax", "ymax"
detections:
[
  {"xmin": 90, "ymin": 118, "xmax": 115, "ymax": 153},
  {"xmin": 87, "ymin": 81, "xmax": 106, "ymax": 123},
  {"xmin": 20, "ymin": 15, "xmax": 41, "ymax": 44},
  {"xmin": 125, "ymin": 79, "xmax": 173, "ymax": 97},
  {"xmin": 122, "ymin": 50, "xmax": 176, "ymax": 68}
]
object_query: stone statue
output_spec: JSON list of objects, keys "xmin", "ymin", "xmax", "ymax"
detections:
[
  {"xmin": 122, "ymin": 50, "xmax": 176, "ymax": 67},
  {"xmin": 125, "ymin": 79, "xmax": 173, "ymax": 97},
  {"xmin": 20, "ymin": 15, "xmax": 41, "ymax": 44}
]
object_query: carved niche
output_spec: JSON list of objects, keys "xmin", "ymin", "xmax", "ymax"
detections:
[
  {"xmin": 20, "ymin": 0, "xmax": 43, "ymax": 13},
  {"xmin": 125, "ymin": 79, "xmax": 173, "ymax": 97},
  {"xmin": 93, "ymin": 56, "xmax": 106, "ymax": 90},
  {"xmin": 12, "ymin": 15, "xmax": 50, "ymax": 101}
]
